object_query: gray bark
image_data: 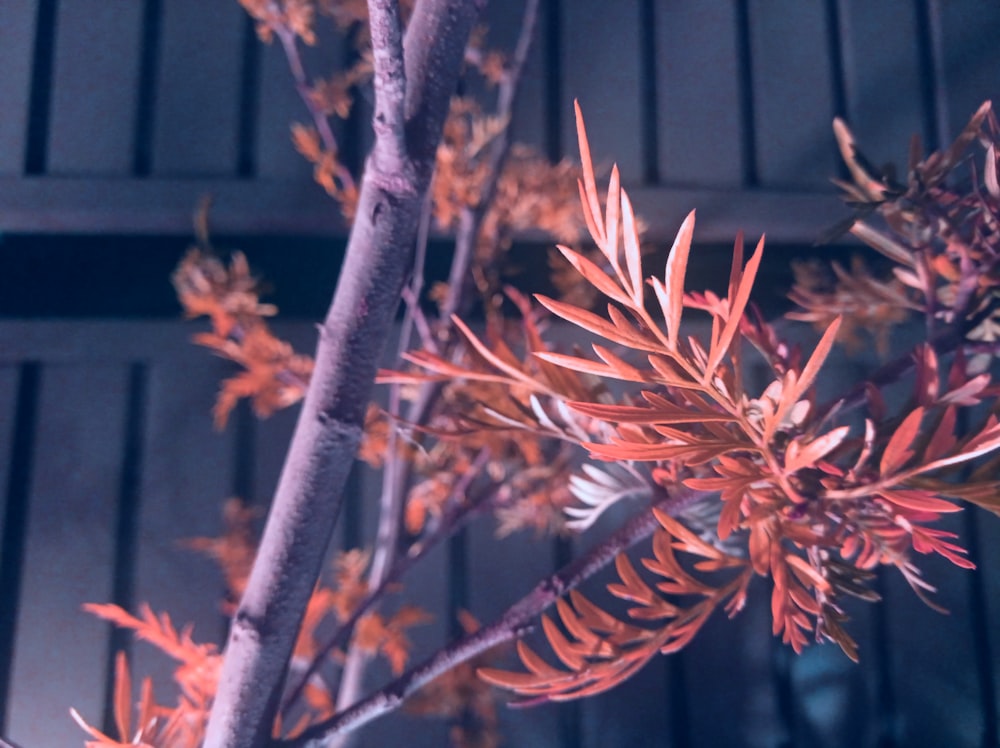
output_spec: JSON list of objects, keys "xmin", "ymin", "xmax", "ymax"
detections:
[{"xmin": 202, "ymin": 2, "xmax": 486, "ymax": 746}]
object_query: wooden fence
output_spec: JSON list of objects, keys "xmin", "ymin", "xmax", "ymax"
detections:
[
  {"xmin": 0, "ymin": 319, "xmax": 999, "ymax": 747},
  {"xmin": 2, "ymin": 1, "xmax": 1000, "ymax": 745},
  {"xmin": 1, "ymin": 0, "xmax": 998, "ymax": 243}
]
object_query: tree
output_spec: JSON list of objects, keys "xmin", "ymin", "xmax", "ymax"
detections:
[{"xmin": 70, "ymin": 2, "xmax": 1000, "ymax": 747}]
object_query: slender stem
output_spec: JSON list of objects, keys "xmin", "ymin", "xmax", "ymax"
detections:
[
  {"xmin": 318, "ymin": 0, "xmax": 544, "ymax": 721},
  {"xmin": 280, "ymin": 451, "xmax": 495, "ymax": 714},
  {"xmin": 281, "ymin": 489, "xmax": 698, "ymax": 748},
  {"xmin": 202, "ymin": 3, "xmax": 484, "ymax": 746},
  {"xmin": 441, "ymin": 0, "xmax": 541, "ymax": 321},
  {"xmin": 273, "ymin": 24, "xmax": 356, "ymax": 195}
]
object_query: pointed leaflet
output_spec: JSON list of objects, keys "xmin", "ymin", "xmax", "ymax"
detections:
[
  {"xmin": 541, "ymin": 615, "xmax": 587, "ymax": 671},
  {"xmin": 705, "ymin": 233, "xmax": 764, "ymax": 376},
  {"xmin": 536, "ymin": 350, "xmax": 635, "ymax": 380},
  {"xmin": 832, "ymin": 117, "xmax": 885, "ymax": 200},
  {"xmin": 114, "ymin": 651, "xmax": 131, "ymax": 742},
  {"xmin": 575, "ymin": 100, "xmax": 607, "ymax": 249},
  {"xmin": 605, "ymin": 165, "xmax": 621, "ymax": 273},
  {"xmin": 881, "ymin": 407, "xmax": 924, "ymax": 475},
  {"xmin": 659, "ymin": 210, "xmax": 696, "ymax": 349},
  {"xmin": 535, "ymin": 294, "xmax": 663, "ymax": 352},
  {"xmin": 621, "ymin": 188, "xmax": 643, "ymax": 302},
  {"xmin": 784, "ymin": 426, "xmax": 850, "ymax": 474},
  {"xmin": 567, "ymin": 398, "xmax": 735, "ymax": 424},
  {"xmin": 554, "ymin": 245, "xmax": 632, "ymax": 306},
  {"xmin": 591, "ymin": 344, "xmax": 648, "ymax": 382},
  {"xmin": 450, "ymin": 314, "xmax": 551, "ymax": 393},
  {"xmin": 878, "ymin": 489, "xmax": 960, "ymax": 513},
  {"xmin": 771, "ymin": 317, "xmax": 842, "ymax": 436}
]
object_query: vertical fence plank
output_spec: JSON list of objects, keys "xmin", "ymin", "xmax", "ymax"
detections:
[
  {"xmin": 130, "ymin": 346, "xmax": 236, "ymax": 701},
  {"xmin": 7, "ymin": 364, "xmax": 127, "ymax": 746},
  {"xmin": 936, "ymin": 0, "xmax": 1000, "ymax": 144},
  {"xmin": 46, "ymin": 0, "xmax": 144, "ymax": 175},
  {"xmin": 561, "ymin": 0, "xmax": 643, "ymax": 180},
  {"xmin": 747, "ymin": 0, "xmax": 838, "ymax": 187},
  {"xmin": 678, "ymin": 352, "xmax": 785, "ymax": 748},
  {"xmin": 152, "ymin": 0, "xmax": 245, "ymax": 176},
  {"xmin": 973, "ymin": 509, "xmax": 1000, "ymax": 743},
  {"xmin": 577, "ymin": 529, "xmax": 671, "ymax": 748},
  {"xmin": 467, "ymin": 519, "xmax": 564, "ymax": 746},
  {"xmin": 879, "ymin": 521, "xmax": 982, "ymax": 746},
  {"xmin": 0, "ymin": 366, "xmax": 20, "ymax": 564},
  {"xmin": 655, "ymin": 0, "xmax": 744, "ymax": 187},
  {"xmin": 836, "ymin": 0, "xmax": 929, "ymax": 176},
  {"xmin": 851, "ymin": 320, "xmax": 981, "ymax": 747},
  {"xmin": 0, "ymin": 363, "xmax": 39, "ymax": 739},
  {"xmin": 784, "ymin": 348, "xmax": 879, "ymax": 748},
  {"xmin": 0, "ymin": 0, "xmax": 38, "ymax": 175}
]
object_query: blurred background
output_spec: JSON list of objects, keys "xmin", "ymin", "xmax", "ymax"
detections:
[{"xmin": 1, "ymin": 1, "xmax": 999, "ymax": 746}]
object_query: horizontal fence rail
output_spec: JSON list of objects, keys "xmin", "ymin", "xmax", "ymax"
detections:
[{"xmin": 0, "ymin": 1, "xmax": 997, "ymax": 239}]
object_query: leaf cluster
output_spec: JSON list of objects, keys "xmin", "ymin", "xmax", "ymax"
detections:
[
  {"xmin": 76, "ymin": 518, "xmax": 434, "ymax": 744},
  {"xmin": 392, "ymin": 102, "xmax": 1000, "ymax": 700},
  {"xmin": 172, "ymin": 246, "xmax": 314, "ymax": 429},
  {"xmin": 797, "ymin": 102, "xmax": 1000, "ymax": 359}
]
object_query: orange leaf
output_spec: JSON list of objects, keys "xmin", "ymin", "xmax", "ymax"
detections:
[
  {"xmin": 113, "ymin": 651, "xmax": 131, "ymax": 742},
  {"xmin": 554, "ymin": 245, "xmax": 632, "ymax": 305},
  {"xmin": 605, "ymin": 165, "xmax": 621, "ymax": 270},
  {"xmin": 621, "ymin": 188, "xmax": 643, "ymax": 301},
  {"xmin": 575, "ymin": 100, "xmax": 606, "ymax": 249},
  {"xmin": 541, "ymin": 614, "xmax": 586, "ymax": 671},
  {"xmin": 515, "ymin": 639, "xmax": 564, "ymax": 678},
  {"xmin": 567, "ymin": 398, "xmax": 733, "ymax": 424},
  {"xmin": 784, "ymin": 426, "xmax": 850, "ymax": 474},
  {"xmin": 881, "ymin": 407, "xmax": 924, "ymax": 475},
  {"xmin": 878, "ymin": 489, "xmax": 960, "ymax": 513},
  {"xmin": 706, "ymin": 233, "xmax": 764, "ymax": 375},
  {"xmin": 660, "ymin": 210, "xmax": 696, "ymax": 348},
  {"xmin": 791, "ymin": 316, "xmax": 842, "ymax": 404}
]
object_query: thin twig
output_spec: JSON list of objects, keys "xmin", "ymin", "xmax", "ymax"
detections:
[
  {"xmin": 202, "ymin": 2, "xmax": 483, "ymax": 745},
  {"xmin": 280, "ymin": 450, "xmax": 494, "ymax": 713},
  {"xmin": 441, "ymin": 0, "xmax": 541, "ymax": 321},
  {"xmin": 282, "ymin": 489, "xmax": 696, "ymax": 748},
  {"xmin": 319, "ymin": 0, "xmax": 543, "ymax": 719},
  {"xmin": 273, "ymin": 23, "xmax": 356, "ymax": 196}
]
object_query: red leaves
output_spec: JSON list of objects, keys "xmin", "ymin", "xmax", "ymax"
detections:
[
  {"xmin": 479, "ymin": 516, "xmax": 751, "ymax": 703},
  {"xmin": 392, "ymin": 102, "xmax": 1000, "ymax": 707}
]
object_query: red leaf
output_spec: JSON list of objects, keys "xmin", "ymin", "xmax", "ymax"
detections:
[
  {"xmin": 660, "ymin": 210, "xmax": 696, "ymax": 348},
  {"xmin": 706, "ymin": 233, "xmax": 764, "ymax": 375},
  {"xmin": 878, "ymin": 488, "xmax": 960, "ymax": 513},
  {"xmin": 575, "ymin": 101, "xmax": 606, "ymax": 249},
  {"xmin": 553, "ymin": 245, "xmax": 631, "ymax": 306},
  {"xmin": 621, "ymin": 189, "xmax": 643, "ymax": 301},
  {"xmin": 881, "ymin": 407, "xmax": 924, "ymax": 475}
]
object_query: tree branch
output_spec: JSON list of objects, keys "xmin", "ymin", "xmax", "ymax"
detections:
[
  {"xmin": 442, "ymin": 0, "xmax": 541, "ymax": 321},
  {"xmin": 281, "ymin": 488, "xmax": 701, "ymax": 748},
  {"xmin": 202, "ymin": 2, "xmax": 485, "ymax": 746},
  {"xmin": 280, "ymin": 450, "xmax": 494, "ymax": 714},
  {"xmin": 272, "ymin": 16, "xmax": 356, "ymax": 198},
  {"xmin": 329, "ymin": 0, "xmax": 542, "ymax": 720},
  {"xmin": 368, "ymin": 0, "xmax": 408, "ymax": 170}
]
